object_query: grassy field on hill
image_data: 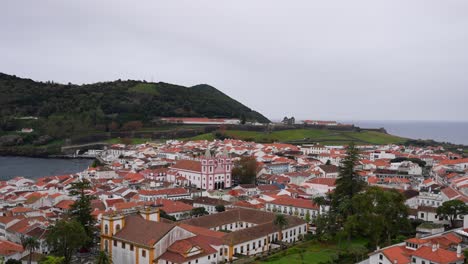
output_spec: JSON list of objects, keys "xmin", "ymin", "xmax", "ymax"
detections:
[{"xmin": 182, "ymin": 128, "xmax": 407, "ymax": 145}]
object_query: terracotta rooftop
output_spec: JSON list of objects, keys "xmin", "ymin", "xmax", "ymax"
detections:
[
  {"xmin": 113, "ymin": 215, "xmax": 175, "ymax": 247},
  {"xmin": 171, "ymin": 160, "xmax": 202, "ymax": 172},
  {"xmin": 192, "ymin": 196, "xmax": 231, "ymax": 206},
  {"xmin": 54, "ymin": 199, "xmax": 74, "ymax": 210},
  {"xmin": 159, "ymin": 235, "xmax": 217, "ymax": 263},
  {"xmin": 306, "ymin": 178, "xmax": 337, "ymax": 186},
  {"xmin": 139, "ymin": 188, "xmax": 189, "ymax": 197},
  {"xmin": 412, "ymin": 245, "xmax": 464, "ymax": 263},
  {"xmin": 268, "ymin": 196, "xmax": 319, "ymax": 210},
  {"xmin": 0, "ymin": 240, "xmax": 24, "ymax": 256}
]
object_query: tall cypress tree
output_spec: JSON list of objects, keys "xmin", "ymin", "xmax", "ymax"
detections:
[
  {"xmin": 331, "ymin": 142, "xmax": 366, "ymax": 221},
  {"xmin": 68, "ymin": 179, "xmax": 96, "ymax": 246}
]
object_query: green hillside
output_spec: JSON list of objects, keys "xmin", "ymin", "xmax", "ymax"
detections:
[
  {"xmin": 0, "ymin": 72, "xmax": 269, "ymax": 141},
  {"xmin": 0, "ymin": 73, "xmax": 269, "ymax": 125},
  {"xmin": 182, "ymin": 128, "xmax": 407, "ymax": 145}
]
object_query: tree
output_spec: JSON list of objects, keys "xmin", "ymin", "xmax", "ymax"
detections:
[
  {"xmin": 325, "ymin": 159, "xmax": 331, "ymax": 165},
  {"xmin": 304, "ymin": 211, "xmax": 311, "ymax": 223},
  {"xmin": 331, "ymin": 142, "xmax": 366, "ymax": 221},
  {"xmin": 273, "ymin": 214, "xmax": 288, "ymax": 242},
  {"xmin": 240, "ymin": 113, "xmax": 246, "ymax": 125},
  {"xmin": 232, "ymin": 156, "xmax": 257, "ymax": 184},
  {"xmin": 91, "ymin": 159, "xmax": 102, "ymax": 168},
  {"xmin": 39, "ymin": 256, "xmax": 65, "ymax": 264},
  {"xmin": 120, "ymin": 138, "xmax": 133, "ymax": 145},
  {"xmin": 315, "ymin": 212, "xmax": 340, "ymax": 239},
  {"xmin": 348, "ymin": 244, "xmax": 368, "ymax": 263},
  {"xmin": 160, "ymin": 210, "xmax": 176, "ymax": 221},
  {"xmin": 437, "ymin": 200, "xmax": 468, "ymax": 228},
  {"xmin": 95, "ymin": 251, "xmax": 112, "ymax": 264},
  {"xmin": 68, "ymin": 179, "xmax": 96, "ymax": 245},
  {"xmin": 121, "ymin": 121, "xmax": 143, "ymax": 131},
  {"xmin": 312, "ymin": 196, "xmax": 326, "ymax": 216},
  {"xmin": 5, "ymin": 260, "xmax": 21, "ymax": 264},
  {"xmin": 108, "ymin": 121, "xmax": 119, "ymax": 131},
  {"xmin": 46, "ymin": 220, "xmax": 89, "ymax": 264},
  {"xmin": 215, "ymin": 204, "xmax": 225, "ymax": 213},
  {"xmin": 20, "ymin": 236, "xmax": 40, "ymax": 264},
  {"xmin": 344, "ymin": 187, "xmax": 411, "ymax": 248},
  {"xmin": 190, "ymin": 207, "xmax": 209, "ymax": 217}
]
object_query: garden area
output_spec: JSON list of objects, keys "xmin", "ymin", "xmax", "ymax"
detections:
[{"xmin": 251, "ymin": 238, "xmax": 369, "ymax": 264}]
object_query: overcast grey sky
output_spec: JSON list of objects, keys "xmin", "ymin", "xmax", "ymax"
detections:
[{"xmin": 2, "ymin": 0, "xmax": 468, "ymax": 121}]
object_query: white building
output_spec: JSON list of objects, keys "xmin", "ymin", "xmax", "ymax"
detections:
[{"xmin": 169, "ymin": 149, "xmax": 232, "ymax": 190}]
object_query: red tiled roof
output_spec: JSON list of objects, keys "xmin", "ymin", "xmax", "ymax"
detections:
[
  {"xmin": 441, "ymin": 187, "xmax": 461, "ymax": 199},
  {"xmin": 405, "ymin": 238, "xmax": 428, "ymax": 244},
  {"xmin": 439, "ymin": 158, "xmax": 468, "ymax": 165},
  {"xmin": 381, "ymin": 245, "xmax": 410, "ymax": 264},
  {"xmin": 113, "ymin": 215, "xmax": 175, "ymax": 247},
  {"xmin": 171, "ymin": 160, "xmax": 202, "ymax": 172},
  {"xmin": 367, "ymin": 176, "xmax": 379, "ymax": 184},
  {"xmin": 233, "ymin": 200, "xmax": 265, "ymax": 209},
  {"xmin": 157, "ymin": 199, "xmax": 193, "ymax": 214},
  {"xmin": 0, "ymin": 240, "xmax": 24, "ymax": 256},
  {"xmin": 10, "ymin": 207, "xmax": 33, "ymax": 213},
  {"xmin": 139, "ymin": 188, "xmax": 189, "ymax": 197},
  {"xmin": 159, "ymin": 235, "xmax": 217, "ymax": 263},
  {"xmin": 269, "ymin": 196, "xmax": 319, "ymax": 210},
  {"xmin": 54, "ymin": 199, "xmax": 74, "ymax": 210},
  {"xmin": 178, "ymin": 223, "xmax": 226, "ymax": 239},
  {"xmin": 105, "ymin": 198, "xmax": 125, "ymax": 208},
  {"xmin": 0, "ymin": 216, "xmax": 20, "ymax": 225},
  {"xmin": 307, "ymin": 178, "xmax": 336, "ymax": 186},
  {"xmin": 412, "ymin": 245, "xmax": 464, "ymax": 263}
]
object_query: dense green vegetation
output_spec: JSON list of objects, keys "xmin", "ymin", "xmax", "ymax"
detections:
[
  {"xmin": 45, "ymin": 220, "xmax": 89, "ymax": 264},
  {"xmin": 0, "ymin": 72, "xmax": 268, "ymax": 144},
  {"xmin": 315, "ymin": 144, "xmax": 411, "ymax": 247}
]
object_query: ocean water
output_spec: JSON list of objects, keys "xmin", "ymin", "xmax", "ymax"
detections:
[
  {"xmin": 347, "ymin": 120, "xmax": 468, "ymax": 145},
  {"xmin": 0, "ymin": 156, "xmax": 92, "ymax": 181}
]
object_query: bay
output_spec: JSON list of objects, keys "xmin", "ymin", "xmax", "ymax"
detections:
[{"xmin": 0, "ymin": 156, "xmax": 92, "ymax": 181}]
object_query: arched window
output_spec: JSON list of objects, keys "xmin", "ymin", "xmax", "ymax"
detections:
[
  {"xmin": 116, "ymin": 224, "xmax": 121, "ymax": 233},
  {"xmin": 104, "ymin": 224, "xmax": 109, "ymax": 234}
]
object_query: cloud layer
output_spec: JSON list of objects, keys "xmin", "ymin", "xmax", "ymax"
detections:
[{"xmin": 2, "ymin": 0, "xmax": 468, "ymax": 121}]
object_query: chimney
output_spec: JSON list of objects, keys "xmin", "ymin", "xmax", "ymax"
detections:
[
  {"xmin": 393, "ymin": 260, "xmax": 398, "ymax": 264},
  {"xmin": 432, "ymin": 243, "xmax": 437, "ymax": 252},
  {"xmin": 457, "ymin": 244, "xmax": 462, "ymax": 258}
]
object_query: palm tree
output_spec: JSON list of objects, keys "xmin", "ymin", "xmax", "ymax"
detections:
[
  {"xmin": 20, "ymin": 236, "xmax": 40, "ymax": 264},
  {"xmin": 95, "ymin": 251, "xmax": 112, "ymax": 264},
  {"xmin": 273, "ymin": 214, "xmax": 288, "ymax": 243}
]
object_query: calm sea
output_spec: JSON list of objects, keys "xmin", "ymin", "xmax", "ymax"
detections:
[
  {"xmin": 347, "ymin": 120, "xmax": 468, "ymax": 145},
  {"xmin": 0, "ymin": 156, "xmax": 92, "ymax": 181}
]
